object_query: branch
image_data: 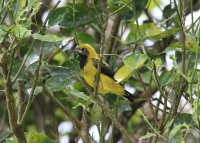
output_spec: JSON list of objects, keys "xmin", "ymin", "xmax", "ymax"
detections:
[{"xmin": 104, "ymin": 14, "xmax": 121, "ymax": 63}]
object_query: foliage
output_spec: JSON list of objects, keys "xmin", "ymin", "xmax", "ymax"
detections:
[{"xmin": 0, "ymin": 0, "xmax": 200, "ymax": 143}]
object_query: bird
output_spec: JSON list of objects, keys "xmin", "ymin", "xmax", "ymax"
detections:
[{"xmin": 73, "ymin": 44, "xmax": 135, "ymax": 102}]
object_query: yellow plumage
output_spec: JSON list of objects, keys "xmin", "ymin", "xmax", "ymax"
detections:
[{"xmin": 74, "ymin": 44, "xmax": 135, "ymax": 102}]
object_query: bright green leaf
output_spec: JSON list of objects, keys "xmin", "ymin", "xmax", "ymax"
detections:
[
  {"xmin": 126, "ymin": 23, "xmax": 154, "ymax": 44},
  {"xmin": 140, "ymin": 132, "xmax": 156, "ymax": 139},
  {"xmin": 27, "ymin": 132, "xmax": 55, "ymax": 143},
  {"xmin": 145, "ymin": 27, "xmax": 180, "ymax": 40},
  {"xmin": 124, "ymin": 53, "xmax": 147, "ymax": 70},
  {"xmin": 32, "ymin": 33, "xmax": 67, "ymax": 42},
  {"xmin": 12, "ymin": 23, "xmax": 32, "ymax": 38},
  {"xmin": 114, "ymin": 65, "xmax": 136, "ymax": 83}
]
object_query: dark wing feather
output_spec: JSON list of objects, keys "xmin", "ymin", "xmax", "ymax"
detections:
[{"xmin": 92, "ymin": 59, "xmax": 115, "ymax": 79}]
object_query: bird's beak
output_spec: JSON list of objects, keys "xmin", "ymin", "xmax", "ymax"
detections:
[{"xmin": 72, "ymin": 47, "xmax": 82, "ymax": 55}]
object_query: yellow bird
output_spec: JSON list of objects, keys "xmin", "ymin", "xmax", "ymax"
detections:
[{"xmin": 74, "ymin": 44, "xmax": 135, "ymax": 102}]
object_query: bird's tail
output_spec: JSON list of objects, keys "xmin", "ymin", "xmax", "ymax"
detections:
[{"xmin": 124, "ymin": 90, "xmax": 136, "ymax": 102}]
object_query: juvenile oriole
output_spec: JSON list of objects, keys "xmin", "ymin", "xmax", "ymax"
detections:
[{"xmin": 74, "ymin": 44, "xmax": 135, "ymax": 102}]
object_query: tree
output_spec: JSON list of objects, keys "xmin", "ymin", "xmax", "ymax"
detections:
[{"xmin": 0, "ymin": 0, "xmax": 200, "ymax": 143}]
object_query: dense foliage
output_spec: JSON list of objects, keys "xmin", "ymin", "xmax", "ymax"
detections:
[{"xmin": 0, "ymin": 0, "xmax": 200, "ymax": 143}]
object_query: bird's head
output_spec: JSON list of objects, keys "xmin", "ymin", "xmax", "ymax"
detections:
[{"xmin": 73, "ymin": 44, "xmax": 99, "ymax": 59}]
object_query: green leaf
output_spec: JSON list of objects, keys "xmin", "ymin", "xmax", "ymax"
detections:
[
  {"xmin": 27, "ymin": 86, "xmax": 43, "ymax": 96},
  {"xmin": 117, "ymin": 103, "xmax": 132, "ymax": 112},
  {"xmin": 104, "ymin": 93, "xmax": 132, "ymax": 112},
  {"xmin": 126, "ymin": 23, "xmax": 154, "ymax": 44},
  {"xmin": 11, "ymin": 23, "xmax": 32, "ymax": 39},
  {"xmin": 48, "ymin": 7, "xmax": 68, "ymax": 26},
  {"xmin": 124, "ymin": 53, "xmax": 147, "ymax": 70},
  {"xmin": 114, "ymin": 65, "xmax": 136, "ymax": 83},
  {"xmin": 140, "ymin": 132, "xmax": 156, "ymax": 139},
  {"xmin": 192, "ymin": 100, "xmax": 200, "ymax": 126},
  {"xmin": 27, "ymin": 132, "xmax": 56, "ymax": 143},
  {"xmin": 169, "ymin": 123, "xmax": 189, "ymax": 143},
  {"xmin": 67, "ymin": 87, "xmax": 95, "ymax": 102},
  {"xmin": 45, "ymin": 74, "xmax": 69, "ymax": 92},
  {"xmin": 159, "ymin": 71, "xmax": 175, "ymax": 86},
  {"xmin": 170, "ymin": 55, "xmax": 188, "ymax": 81},
  {"xmin": 50, "ymin": 4, "xmax": 103, "ymax": 29},
  {"xmin": 0, "ymin": 129, "xmax": 12, "ymax": 142},
  {"xmin": 174, "ymin": 113, "xmax": 197, "ymax": 127},
  {"xmin": 77, "ymin": 32, "xmax": 98, "ymax": 48},
  {"xmin": 145, "ymin": 27, "xmax": 180, "ymax": 40},
  {"xmin": 32, "ymin": 33, "xmax": 68, "ymax": 42}
]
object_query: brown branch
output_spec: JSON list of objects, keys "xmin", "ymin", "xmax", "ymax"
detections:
[
  {"xmin": 104, "ymin": 14, "xmax": 121, "ymax": 63},
  {"xmin": 137, "ymin": 72, "xmax": 158, "ymax": 125},
  {"xmin": 1, "ymin": 54, "xmax": 27, "ymax": 143},
  {"xmin": 17, "ymin": 80, "xmax": 26, "ymax": 123}
]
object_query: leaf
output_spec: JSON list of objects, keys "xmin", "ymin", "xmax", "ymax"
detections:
[
  {"xmin": 45, "ymin": 74, "xmax": 69, "ymax": 92},
  {"xmin": 169, "ymin": 123, "xmax": 189, "ymax": 143},
  {"xmin": 114, "ymin": 65, "xmax": 136, "ymax": 83},
  {"xmin": 0, "ymin": 129, "xmax": 12, "ymax": 142},
  {"xmin": 27, "ymin": 86, "xmax": 43, "ymax": 96},
  {"xmin": 124, "ymin": 53, "xmax": 147, "ymax": 70},
  {"xmin": 104, "ymin": 93, "xmax": 132, "ymax": 112},
  {"xmin": 174, "ymin": 113, "xmax": 197, "ymax": 127},
  {"xmin": 77, "ymin": 32, "xmax": 98, "ymax": 48},
  {"xmin": 117, "ymin": 103, "xmax": 132, "ymax": 112},
  {"xmin": 11, "ymin": 23, "xmax": 32, "ymax": 39},
  {"xmin": 32, "ymin": 33, "xmax": 67, "ymax": 42},
  {"xmin": 145, "ymin": 27, "xmax": 180, "ymax": 40},
  {"xmin": 140, "ymin": 132, "xmax": 156, "ymax": 139},
  {"xmin": 159, "ymin": 71, "xmax": 175, "ymax": 86},
  {"xmin": 169, "ymin": 55, "xmax": 188, "ymax": 81},
  {"xmin": 48, "ymin": 7, "xmax": 68, "ymax": 26},
  {"xmin": 49, "ymin": 4, "xmax": 103, "ymax": 29},
  {"xmin": 67, "ymin": 87, "xmax": 95, "ymax": 103},
  {"xmin": 126, "ymin": 23, "xmax": 154, "ymax": 44},
  {"xmin": 27, "ymin": 132, "xmax": 56, "ymax": 143}
]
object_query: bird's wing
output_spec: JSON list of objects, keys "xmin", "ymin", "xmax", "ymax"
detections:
[{"xmin": 92, "ymin": 59, "xmax": 115, "ymax": 79}]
